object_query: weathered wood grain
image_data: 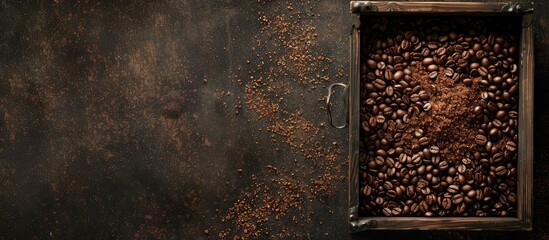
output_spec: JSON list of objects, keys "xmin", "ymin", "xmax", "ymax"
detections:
[
  {"xmin": 351, "ymin": 217, "xmax": 531, "ymax": 231},
  {"xmin": 348, "ymin": 13, "xmax": 362, "ymax": 223},
  {"xmin": 350, "ymin": 1, "xmax": 527, "ymax": 13},
  {"xmin": 517, "ymin": 12, "xmax": 534, "ymax": 230}
]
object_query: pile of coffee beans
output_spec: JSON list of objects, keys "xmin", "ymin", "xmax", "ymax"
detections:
[{"xmin": 359, "ymin": 17, "xmax": 520, "ymax": 217}]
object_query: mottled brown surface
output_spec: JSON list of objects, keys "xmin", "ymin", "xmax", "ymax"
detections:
[{"xmin": 0, "ymin": 0, "xmax": 548, "ymax": 239}]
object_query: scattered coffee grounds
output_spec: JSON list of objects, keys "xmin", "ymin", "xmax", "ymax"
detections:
[
  {"xmin": 359, "ymin": 16, "xmax": 520, "ymax": 217},
  {"xmin": 217, "ymin": 2, "xmax": 346, "ymax": 238}
]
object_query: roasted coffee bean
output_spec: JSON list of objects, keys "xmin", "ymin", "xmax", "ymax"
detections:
[
  {"xmin": 427, "ymin": 64, "xmax": 439, "ymax": 72},
  {"xmin": 489, "ymin": 128, "xmax": 500, "ymax": 138},
  {"xmin": 361, "ymin": 121, "xmax": 371, "ymax": 132},
  {"xmin": 386, "ymin": 86, "xmax": 394, "ymax": 96},
  {"xmin": 386, "ymin": 190, "xmax": 397, "ymax": 198},
  {"xmin": 387, "ymin": 167, "xmax": 396, "ymax": 177},
  {"xmin": 475, "ymin": 50, "xmax": 485, "ymax": 59},
  {"xmin": 384, "ymin": 69, "xmax": 393, "ymax": 80},
  {"xmin": 456, "ymin": 203, "xmax": 466, "ymax": 214},
  {"xmin": 383, "ymin": 207, "xmax": 392, "ymax": 216},
  {"xmin": 461, "ymin": 184, "xmax": 472, "ymax": 193},
  {"xmin": 376, "ymin": 115, "xmax": 386, "ymax": 124},
  {"xmin": 392, "ymin": 207, "xmax": 402, "ymax": 216},
  {"xmin": 495, "ymin": 166, "xmax": 507, "ymax": 176},
  {"xmin": 444, "ymin": 68, "xmax": 454, "ymax": 77},
  {"xmin": 429, "ymin": 145, "xmax": 440, "ymax": 154},
  {"xmin": 423, "ymin": 103, "xmax": 432, "ymax": 111},
  {"xmin": 452, "ymin": 194, "xmax": 464, "ymax": 204},
  {"xmin": 431, "ymin": 155, "xmax": 440, "ymax": 165},
  {"xmin": 373, "ymin": 79, "xmax": 386, "ymax": 90},
  {"xmin": 385, "ymin": 157, "xmax": 395, "ymax": 167},
  {"xmin": 419, "ymin": 93, "xmax": 430, "ymax": 101},
  {"xmin": 493, "ymin": 152, "xmax": 504, "ymax": 163},
  {"xmin": 448, "ymin": 167, "xmax": 457, "ymax": 176},
  {"xmin": 375, "ymin": 156, "xmax": 385, "ymax": 166},
  {"xmin": 383, "ymin": 181, "xmax": 394, "ymax": 190},
  {"xmin": 448, "ymin": 32, "xmax": 458, "ymax": 41},
  {"xmin": 460, "ymin": 49, "xmax": 471, "ymax": 60},
  {"xmin": 363, "ymin": 185, "xmax": 373, "ymax": 196},
  {"xmin": 377, "ymin": 61, "xmax": 386, "ymax": 70},
  {"xmin": 419, "ymin": 201, "xmax": 429, "ymax": 212},
  {"xmin": 467, "ymin": 190, "xmax": 477, "ymax": 199},
  {"xmin": 442, "ymin": 198, "xmax": 452, "ymax": 210},
  {"xmin": 401, "ymin": 39, "xmax": 411, "ymax": 51},
  {"xmin": 478, "ymin": 67, "xmax": 488, "ymax": 76},
  {"xmin": 496, "ymin": 110, "xmax": 507, "ymax": 120},
  {"xmin": 375, "ymin": 197, "xmax": 385, "ymax": 205},
  {"xmin": 475, "ymin": 134, "xmax": 488, "ymax": 146},
  {"xmin": 493, "ymin": 76, "xmax": 503, "ymax": 85},
  {"xmin": 475, "ymin": 189, "xmax": 484, "ymax": 200},
  {"xmin": 428, "ymin": 71, "xmax": 438, "ymax": 79},
  {"xmin": 376, "ymin": 149, "xmax": 387, "ymax": 157},
  {"xmin": 508, "ymin": 192, "xmax": 517, "ymax": 204},
  {"xmin": 510, "ymin": 64, "xmax": 518, "ymax": 73},
  {"xmin": 418, "ymin": 137, "xmax": 430, "ymax": 147},
  {"xmin": 426, "ymin": 194, "xmax": 436, "ymax": 205},
  {"xmin": 395, "ymin": 185, "xmax": 403, "ymax": 197},
  {"xmin": 492, "ymin": 119, "xmax": 503, "ymax": 128},
  {"xmin": 438, "ymin": 161, "xmax": 449, "ymax": 171},
  {"xmin": 436, "ymin": 47, "xmax": 447, "ymax": 56},
  {"xmin": 448, "ymin": 185, "xmax": 460, "ymax": 194},
  {"xmin": 417, "ymin": 179, "xmax": 429, "ymax": 189},
  {"xmin": 417, "ymin": 165, "xmax": 426, "ymax": 175},
  {"xmin": 474, "ymin": 172, "xmax": 483, "ymax": 184},
  {"xmin": 412, "ymin": 154, "xmax": 422, "ymax": 164},
  {"xmin": 422, "ymin": 57, "xmax": 434, "ymax": 66},
  {"xmin": 393, "ymin": 71, "xmax": 404, "ymax": 81},
  {"xmin": 506, "ymin": 141, "xmax": 517, "ymax": 152},
  {"xmin": 410, "ymin": 203, "xmax": 419, "ymax": 213},
  {"xmin": 407, "ymin": 186, "xmax": 416, "ymax": 197},
  {"xmin": 367, "ymin": 59, "xmax": 377, "ymax": 69}
]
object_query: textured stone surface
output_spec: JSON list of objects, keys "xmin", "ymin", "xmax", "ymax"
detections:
[{"xmin": 0, "ymin": 0, "xmax": 548, "ymax": 239}]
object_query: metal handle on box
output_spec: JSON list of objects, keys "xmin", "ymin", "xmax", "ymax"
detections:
[{"xmin": 326, "ymin": 83, "xmax": 349, "ymax": 129}]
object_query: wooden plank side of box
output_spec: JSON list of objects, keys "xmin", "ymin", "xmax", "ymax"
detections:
[
  {"xmin": 351, "ymin": 217, "xmax": 531, "ymax": 231},
  {"xmin": 351, "ymin": 1, "xmax": 518, "ymax": 13}
]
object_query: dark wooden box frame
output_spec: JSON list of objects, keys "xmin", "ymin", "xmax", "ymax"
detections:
[{"xmin": 339, "ymin": 1, "xmax": 533, "ymax": 232}]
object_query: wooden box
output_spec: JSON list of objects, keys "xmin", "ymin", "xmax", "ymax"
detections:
[{"xmin": 327, "ymin": 1, "xmax": 534, "ymax": 232}]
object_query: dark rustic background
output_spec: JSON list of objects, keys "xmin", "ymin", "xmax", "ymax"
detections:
[{"xmin": 1, "ymin": 0, "xmax": 547, "ymax": 239}]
